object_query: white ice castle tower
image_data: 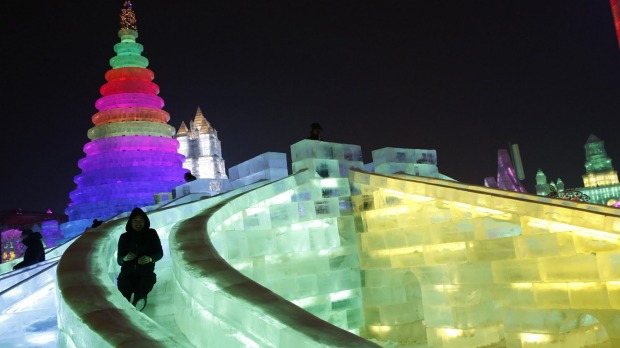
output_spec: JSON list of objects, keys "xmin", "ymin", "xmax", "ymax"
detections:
[{"xmin": 175, "ymin": 107, "xmax": 227, "ymax": 179}]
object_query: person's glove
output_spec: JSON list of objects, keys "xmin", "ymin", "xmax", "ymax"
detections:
[
  {"xmin": 123, "ymin": 252, "xmax": 136, "ymax": 262},
  {"xmin": 138, "ymin": 255, "xmax": 153, "ymax": 264}
]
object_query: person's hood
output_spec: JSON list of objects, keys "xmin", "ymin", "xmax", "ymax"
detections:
[
  {"xmin": 125, "ymin": 207, "xmax": 151, "ymax": 232},
  {"xmin": 22, "ymin": 232, "xmax": 43, "ymax": 246}
]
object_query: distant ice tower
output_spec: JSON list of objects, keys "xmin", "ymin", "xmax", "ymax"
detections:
[
  {"xmin": 582, "ymin": 134, "xmax": 619, "ymax": 187},
  {"xmin": 175, "ymin": 107, "xmax": 227, "ymax": 179},
  {"xmin": 66, "ymin": 0, "xmax": 187, "ymax": 221}
]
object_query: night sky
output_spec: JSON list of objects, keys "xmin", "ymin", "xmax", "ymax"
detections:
[{"xmin": 2, "ymin": 1, "xmax": 620, "ymax": 215}]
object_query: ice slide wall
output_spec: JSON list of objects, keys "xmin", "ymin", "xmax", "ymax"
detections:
[{"xmin": 56, "ymin": 168, "xmax": 378, "ymax": 347}]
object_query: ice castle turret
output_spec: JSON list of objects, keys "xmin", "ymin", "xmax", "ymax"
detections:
[
  {"xmin": 175, "ymin": 107, "xmax": 227, "ymax": 179},
  {"xmin": 65, "ymin": 1, "xmax": 187, "ymax": 223},
  {"xmin": 582, "ymin": 134, "xmax": 619, "ymax": 188},
  {"xmin": 535, "ymin": 169, "xmax": 551, "ymax": 196}
]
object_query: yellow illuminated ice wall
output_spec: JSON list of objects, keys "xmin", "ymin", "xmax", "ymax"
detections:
[{"xmin": 350, "ymin": 168, "xmax": 620, "ymax": 347}]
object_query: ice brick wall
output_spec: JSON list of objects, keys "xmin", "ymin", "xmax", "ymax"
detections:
[
  {"xmin": 291, "ymin": 140, "xmax": 364, "ymax": 178},
  {"xmin": 350, "ymin": 168, "xmax": 620, "ymax": 347},
  {"xmin": 372, "ymin": 147, "xmax": 439, "ymax": 178},
  {"xmin": 228, "ymin": 152, "xmax": 289, "ymax": 189},
  {"xmin": 170, "ymin": 170, "xmax": 378, "ymax": 347}
]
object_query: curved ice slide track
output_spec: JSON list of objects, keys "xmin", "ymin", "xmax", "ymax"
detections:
[{"xmin": 56, "ymin": 170, "xmax": 380, "ymax": 347}]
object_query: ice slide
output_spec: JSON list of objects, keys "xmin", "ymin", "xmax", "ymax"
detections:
[{"xmin": 55, "ymin": 170, "xmax": 379, "ymax": 347}]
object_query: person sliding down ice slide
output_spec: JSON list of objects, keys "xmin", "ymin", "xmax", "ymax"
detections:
[{"xmin": 116, "ymin": 208, "xmax": 163, "ymax": 311}]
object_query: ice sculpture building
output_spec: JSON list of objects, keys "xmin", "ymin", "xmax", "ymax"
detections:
[
  {"xmin": 485, "ymin": 148, "xmax": 527, "ymax": 193},
  {"xmin": 65, "ymin": 1, "xmax": 187, "ymax": 225},
  {"xmin": 175, "ymin": 107, "xmax": 227, "ymax": 179},
  {"xmin": 536, "ymin": 134, "xmax": 620, "ymax": 205}
]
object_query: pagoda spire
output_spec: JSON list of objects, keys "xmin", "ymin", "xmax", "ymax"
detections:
[
  {"xmin": 196, "ymin": 106, "xmax": 205, "ymax": 119},
  {"xmin": 120, "ymin": 1, "xmax": 138, "ymax": 31},
  {"xmin": 177, "ymin": 121, "xmax": 189, "ymax": 137},
  {"xmin": 192, "ymin": 106, "xmax": 212, "ymax": 133}
]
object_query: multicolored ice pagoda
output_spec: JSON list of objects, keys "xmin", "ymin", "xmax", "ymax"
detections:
[{"xmin": 65, "ymin": 1, "xmax": 187, "ymax": 224}]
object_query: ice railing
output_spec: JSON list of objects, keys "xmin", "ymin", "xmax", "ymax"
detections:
[
  {"xmin": 349, "ymin": 168, "xmax": 620, "ymax": 347},
  {"xmin": 170, "ymin": 169, "xmax": 379, "ymax": 347},
  {"xmin": 56, "ymin": 170, "xmax": 378, "ymax": 347}
]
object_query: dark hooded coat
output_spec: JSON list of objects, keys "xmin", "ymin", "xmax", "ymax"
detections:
[
  {"xmin": 117, "ymin": 208, "xmax": 163, "ymax": 277},
  {"xmin": 13, "ymin": 232, "xmax": 45, "ymax": 270}
]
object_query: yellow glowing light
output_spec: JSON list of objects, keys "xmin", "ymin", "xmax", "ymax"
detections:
[
  {"xmin": 442, "ymin": 328, "xmax": 464, "ymax": 338},
  {"xmin": 438, "ymin": 242, "xmax": 466, "ymax": 252},
  {"xmin": 366, "ymin": 206, "xmax": 410, "ymax": 218},
  {"xmin": 526, "ymin": 218, "xmax": 549, "ymax": 229},
  {"xmin": 567, "ymin": 282, "xmax": 601, "ymax": 290},
  {"xmin": 526, "ymin": 219, "xmax": 578, "ymax": 233},
  {"xmin": 538, "ymin": 283, "xmax": 569, "ymax": 292},
  {"xmin": 382, "ymin": 189, "xmax": 434, "ymax": 202},
  {"xmin": 549, "ymin": 222, "xmax": 578, "ymax": 232},
  {"xmin": 474, "ymin": 206, "xmax": 505, "ymax": 215},
  {"xmin": 520, "ymin": 333, "xmax": 552, "ymax": 343},
  {"xmin": 574, "ymin": 228, "xmax": 620, "ymax": 244},
  {"xmin": 398, "ymin": 245, "xmax": 424, "ymax": 254},
  {"xmin": 472, "ymin": 206, "xmax": 513, "ymax": 220},
  {"xmin": 510, "ymin": 282, "xmax": 533, "ymax": 289},
  {"xmin": 369, "ymin": 325, "xmax": 392, "ymax": 333},
  {"xmin": 433, "ymin": 284, "xmax": 459, "ymax": 292},
  {"xmin": 369, "ymin": 245, "xmax": 423, "ymax": 257},
  {"xmin": 452, "ymin": 202, "xmax": 472, "ymax": 210}
]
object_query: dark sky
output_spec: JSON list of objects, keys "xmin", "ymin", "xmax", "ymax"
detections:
[{"xmin": 2, "ymin": 1, "xmax": 620, "ymax": 214}]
